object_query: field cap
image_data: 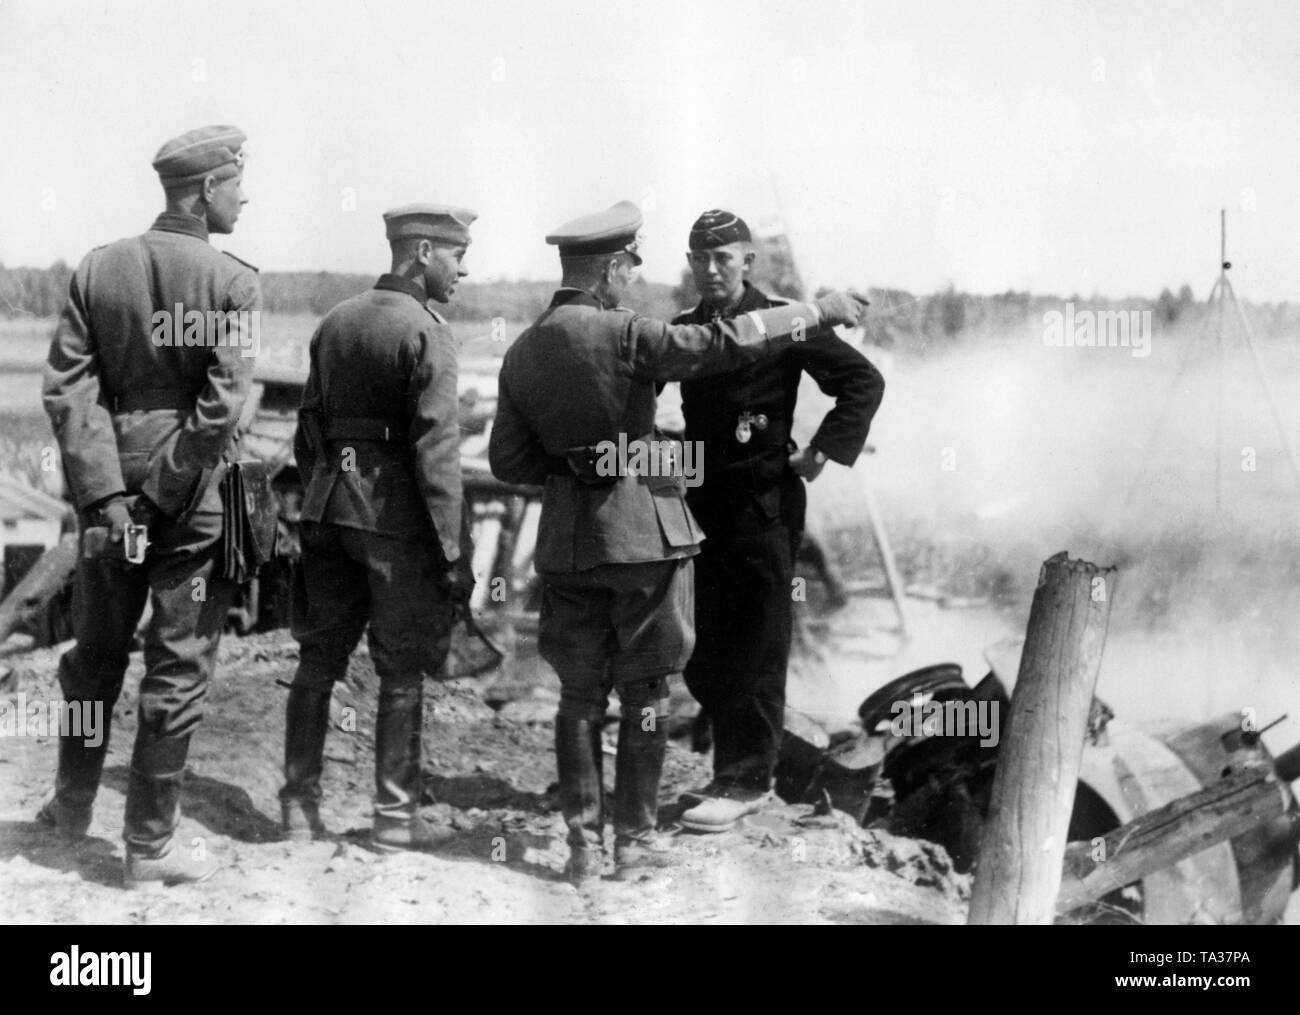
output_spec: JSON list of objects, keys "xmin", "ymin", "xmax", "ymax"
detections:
[
  {"xmin": 383, "ymin": 204, "xmax": 478, "ymax": 245},
  {"xmin": 688, "ymin": 209, "xmax": 751, "ymax": 250},
  {"xmin": 153, "ymin": 125, "xmax": 247, "ymax": 188}
]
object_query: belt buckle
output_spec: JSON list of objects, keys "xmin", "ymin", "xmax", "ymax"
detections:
[{"xmin": 123, "ymin": 523, "xmax": 149, "ymax": 564}]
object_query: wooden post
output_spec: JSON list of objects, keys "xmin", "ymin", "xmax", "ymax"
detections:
[
  {"xmin": 0, "ymin": 534, "xmax": 78, "ymax": 646},
  {"xmin": 1056, "ymin": 764, "xmax": 1291, "ymax": 916},
  {"xmin": 968, "ymin": 551, "xmax": 1116, "ymax": 924}
]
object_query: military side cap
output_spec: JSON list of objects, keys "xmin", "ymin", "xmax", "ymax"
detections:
[
  {"xmin": 689, "ymin": 209, "xmax": 751, "ymax": 250},
  {"xmin": 383, "ymin": 204, "xmax": 478, "ymax": 245},
  {"xmin": 546, "ymin": 200, "xmax": 643, "ymax": 264},
  {"xmin": 152, "ymin": 125, "xmax": 247, "ymax": 188}
]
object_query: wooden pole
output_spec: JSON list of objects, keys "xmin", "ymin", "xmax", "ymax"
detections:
[
  {"xmin": 1214, "ymin": 209, "xmax": 1228, "ymax": 510},
  {"xmin": 967, "ymin": 551, "xmax": 1116, "ymax": 924},
  {"xmin": 859, "ymin": 471, "xmax": 908, "ymax": 635},
  {"xmin": 1056, "ymin": 764, "xmax": 1290, "ymax": 916},
  {"xmin": 0, "ymin": 534, "xmax": 78, "ymax": 646}
]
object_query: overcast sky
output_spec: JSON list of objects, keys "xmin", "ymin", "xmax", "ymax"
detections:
[{"xmin": 3, "ymin": 0, "xmax": 1298, "ymax": 300}]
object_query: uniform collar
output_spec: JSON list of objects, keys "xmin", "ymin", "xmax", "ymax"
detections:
[
  {"xmin": 693, "ymin": 281, "xmax": 769, "ymax": 321},
  {"xmin": 550, "ymin": 287, "xmax": 603, "ymax": 309},
  {"xmin": 374, "ymin": 273, "xmax": 427, "ymax": 303},
  {"xmin": 150, "ymin": 212, "xmax": 209, "ymax": 241}
]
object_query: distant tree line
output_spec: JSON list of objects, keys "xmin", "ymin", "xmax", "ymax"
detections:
[
  {"xmin": 0, "ymin": 261, "xmax": 74, "ymax": 318},
  {"xmin": 0, "ymin": 262, "xmax": 682, "ymax": 324},
  {"xmin": 5, "ymin": 261, "xmax": 1298, "ymax": 352}
]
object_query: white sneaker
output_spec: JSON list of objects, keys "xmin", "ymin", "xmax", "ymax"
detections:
[{"xmin": 680, "ymin": 788, "xmax": 774, "ymax": 833}]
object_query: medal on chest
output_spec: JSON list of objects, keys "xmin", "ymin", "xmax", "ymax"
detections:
[{"xmin": 734, "ymin": 411, "xmax": 768, "ymax": 444}]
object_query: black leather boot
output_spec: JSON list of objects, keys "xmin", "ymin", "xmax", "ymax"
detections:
[
  {"xmin": 371, "ymin": 682, "xmax": 452, "ymax": 851},
  {"xmin": 279, "ymin": 686, "xmax": 332, "ymax": 841},
  {"xmin": 36, "ymin": 713, "xmax": 112, "ymax": 841},
  {"xmin": 123, "ymin": 727, "xmax": 217, "ymax": 886},
  {"xmin": 613, "ymin": 716, "xmax": 673, "ymax": 879},
  {"xmin": 555, "ymin": 716, "xmax": 605, "ymax": 884}
]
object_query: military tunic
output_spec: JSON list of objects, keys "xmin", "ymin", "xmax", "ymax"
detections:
[
  {"xmin": 42, "ymin": 212, "xmax": 260, "ymax": 851},
  {"xmin": 490, "ymin": 288, "xmax": 827, "ymax": 719},
  {"xmin": 290, "ymin": 273, "xmax": 472, "ymax": 698},
  {"xmin": 675, "ymin": 281, "xmax": 885, "ymax": 790}
]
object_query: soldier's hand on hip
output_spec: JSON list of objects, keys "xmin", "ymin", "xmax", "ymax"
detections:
[
  {"xmin": 788, "ymin": 446, "xmax": 828, "ymax": 482},
  {"xmin": 813, "ymin": 292, "xmax": 865, "ymax": 329}
]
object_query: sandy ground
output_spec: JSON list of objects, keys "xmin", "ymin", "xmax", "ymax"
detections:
[{"xmin": 0, "ymin": 622, "xmax": 971, "ymax": 926}]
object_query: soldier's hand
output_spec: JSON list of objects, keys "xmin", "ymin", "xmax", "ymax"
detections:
[
  {"xmin": 813, "ymin": 291, "xmax": 866, "ymax": 329},
  {"xmin": 788, "ymin": 445, "xmax": 828, "ymax": 482},
  {"xmin": 93, "ymin": 498, "xmax": 133, "ymax": 543},
  {"xmin": 442, "ymin": 565, "xmax": 475, "ymax": 610},
  {"xmin": 132, "ymin": 494, "xmax": 163, "ymax": 529}
]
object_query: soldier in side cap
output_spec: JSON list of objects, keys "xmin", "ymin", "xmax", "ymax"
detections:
[
  {"xmin": 280, "ymin": 203, "xmax": 477, "ymax": 851},
  {"xmin": 39, "ymin": 125, "xmax": 260, "ymax": 885},
  {"xmin": 673, "ymin": 210, "xmax": 884, "ymax": 832},
  {"xmin": 489, "ymin": 201, "xmax": 864, "ymax": 884}
]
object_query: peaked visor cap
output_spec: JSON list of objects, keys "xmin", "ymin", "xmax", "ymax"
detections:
[{"xmin": 546, "ymin": 200, "xmax": 643, "ymax": 265}]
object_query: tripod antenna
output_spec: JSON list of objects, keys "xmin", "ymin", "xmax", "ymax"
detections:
[{"xmin": 1122, "ymin": 209, "xmax": 1300, "ymax": 512}]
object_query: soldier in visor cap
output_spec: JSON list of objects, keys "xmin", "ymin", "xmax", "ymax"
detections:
[
  {"xmin": 490, "ymin": 200, "xmax": 865, "ymax": 883},
  {"xmin": 281, "ymin": 203, "xmax": 477, "ymax": 851},
  {"xmin": 39, "ymin": 125, "xmax": 259, "ymax": 885},
  {"xmin": 674, "ymin": 209, "xmax": 884, "ymax": 832}
]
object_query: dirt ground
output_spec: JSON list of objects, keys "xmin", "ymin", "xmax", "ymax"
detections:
[{"xmin": 0, "ymin": 627, "xmax": 971, "ymax": 925}]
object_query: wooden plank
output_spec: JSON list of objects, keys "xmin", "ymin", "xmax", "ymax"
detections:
[
  {"xmin": 1057, "ymin": 764, "xmax": 1290, "ymax": 916},
  {"xmin": 0, "ymin": 533, "xmax": 78, "ymax": 645}
]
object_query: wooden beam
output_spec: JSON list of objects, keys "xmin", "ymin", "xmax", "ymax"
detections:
[
  {"xmin": 968, "ymin": 551, "xmax": 1116, "ymax": 924},
  {"xmin": 1057, "ymin": 764, "xmax": 1291, "ymax": 916},
  {"xmin": 0, "ymin": 534, "xmax": 78, "ymax": 646}
]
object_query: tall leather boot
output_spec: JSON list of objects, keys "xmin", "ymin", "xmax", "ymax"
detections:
[
  {"xmin": 555, "ymin": 716, "xmax": 605, "ymax": 884},
  {"xmin": 37, "ymin": 656, "xmax": 120, "ymax": 841},
  {"xmin": 36, "ymin": 711, "xmax": 112, "ymax": 841},
  {"xmin": 371, "ymin": 682, "xmax": 452, "ymax": 851},
  {"xmin": 279, "ymin": 686, "xmax": 332, "ymax": 841},
  {"xmin": 123, "ymin": 727, "xmax": 217, "ymax": 886},
  {"xmin": 613, "ymin": 716, "xmax": 673, "ymax": 880}
]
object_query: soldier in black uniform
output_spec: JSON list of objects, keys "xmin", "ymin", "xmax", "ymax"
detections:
[
  {"xmin": 489, "ymin": 201, "xmax": 865, "ymax": 883},
  {"xmin": 675, "ymin": 210, "xmax": 885, "ymax": 832},
  {"xmin": 40, "ymin": 126, "xmax": 260, "ymax": 885},
  {"xmin": 281, "ymin": 204, "xmax": 476, "ymax": 851}
]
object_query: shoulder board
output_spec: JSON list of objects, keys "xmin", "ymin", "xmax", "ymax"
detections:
[
  {"xmin": 425, "ymin": 307, "xmax": 449, "ymax": 325},
  {"xmin": 222, "ymin": 251, "xmax": 259, "ymax": 272},
  {"xmin": 608, "ymin": 306, "xmax": 635, "ymax": 314},
  {"xmin": 766, "ymin": 295, "xmax": 793, "ymax": 307}
]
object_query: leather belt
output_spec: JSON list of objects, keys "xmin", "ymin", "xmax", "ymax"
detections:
[
  {"xmin": 546, "ymin": 431, "xmax": 659, "ymax": 484},
  {"xmin": 324, "ymin": 417, "xmax": 407, "ymax": 443},
  {"xmin": 111, "ymin": 389, "xmax": 194, "ymax": 412}
]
